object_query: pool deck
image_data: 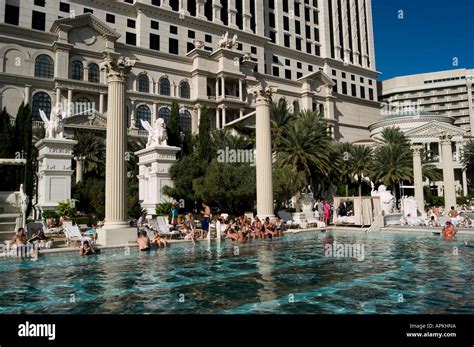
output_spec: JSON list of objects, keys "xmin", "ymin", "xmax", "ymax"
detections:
[{"xmin": 2, "ymin": 225, "xmax": 473, "ymax": 259}]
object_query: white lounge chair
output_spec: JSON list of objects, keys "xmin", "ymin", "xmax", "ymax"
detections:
[
  {"xmin": 63, "ymin": 222, "xmax": 93, "ymax": 246},
  {"xmin": 304, "ymin": 211, "xmax": 320, "ymax": 227},
  {"xmin": 156, "ymin": 217, "xmax": 180, "ymax": 239}
]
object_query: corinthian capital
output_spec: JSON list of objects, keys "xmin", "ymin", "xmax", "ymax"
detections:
[
  {"xmin": 247, "ymin": 83, "xmax": 278, "ymax": 103},
  {"xmin": 100, "ymin": 53, "xmax": 136, "ymax": 81}
]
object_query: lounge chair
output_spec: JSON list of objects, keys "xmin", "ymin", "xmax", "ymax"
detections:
[
  {"xmin": 303, "ymin": 211, "xmax": 320, "ymax": 227},
  {"xmin": 156, "ymin": 217, "xmax": 180, "ymax": 239},
  {"xmin": 63, "ymin": 222, "xmax": 93, "ymax": 246},
  {"xmin": 39, "ymin": 220, "xmax": 61, "ymax": 237}
]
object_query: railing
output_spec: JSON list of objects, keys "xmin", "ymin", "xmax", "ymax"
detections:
[{"xmin": 367, "ymin": 211, "xmax": 384, "ymax": 233}]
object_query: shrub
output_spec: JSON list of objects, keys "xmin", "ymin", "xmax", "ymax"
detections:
[{"xmin": 156, "ymin": 202, "xmax": 172, "ymax": 216}]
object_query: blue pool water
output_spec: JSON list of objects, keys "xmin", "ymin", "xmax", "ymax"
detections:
[{"xmin": 0, "ymin": 230, "xmax": 473, "ymax": 314}]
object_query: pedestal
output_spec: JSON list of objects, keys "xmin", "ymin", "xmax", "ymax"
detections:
[
  {"xmin": 135, "ymin": 145, "xmax": 181, "ymax": 216},
  {"xmin": 96, "ymin": 225, "xmax": 137, "ymax": 246},
  {"xmin": 35, "ymin": 138, "xmax": 77, "ymax": 213}
]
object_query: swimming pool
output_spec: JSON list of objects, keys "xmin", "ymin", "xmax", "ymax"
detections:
[{"xmin": 0, "ymin": 230, "xmax": 473, "ymax": 314}]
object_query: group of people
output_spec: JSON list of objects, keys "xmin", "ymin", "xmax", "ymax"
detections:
[
  {"xmin": 224, "ymin": 216, "xmax": 285, "ymax": 243},
  {"xmin": 314, "ymin": 199, "xmax": 332, "ymax": 225},
  {"xmin": 7, "ymin": 227, "xmax": 51, "ymax": 258}
]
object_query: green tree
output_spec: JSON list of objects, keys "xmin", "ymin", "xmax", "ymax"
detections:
[
  {"xmin": 372, "ymin": 127, "xmax": 413, "ymax": 200},
  {"xmin": 167, "ymin": 101, "xmax": 182, "ymax": 148},
  {"xmin": 273, "ymin": 164, "xmax": 305, "ymax": 212},
  {"xmin": 73, "ymin": 132, "xmax": 106, "ymax": 178},
  {"xmin": 196, "ymin": 105, "xmax": 211, "ymax": 161},
  {"xmin": 56, "ymin": 200, "xmax": 76, "ymax": 218},
  {"xmin": 351, "ymin": 144, "xmax": 373, "ymax": 196},
  {"xmin": 275, "ymin": 110, "xmax": 332, "ymax": 190},
  {"xmin": 462, "ymin": 140, "xmax": 474, "ymax": 185},
  {"xmin": 0, "ymin": 108, "xmax": 15, "ymax": 191},
  {"xmin": 13, "ymin": 103, "xmax": 33, "ymax": 214},
  {"xmin": 193, "ymin": 159, "xmax": 256, "ymax": 215},
  {"xmin": 271, "ymin": 99, "xmax": 296, "ymax": 150},
  {"xmin": 333, "ymin": 142, "xmax": 354, "ymax": 197}
]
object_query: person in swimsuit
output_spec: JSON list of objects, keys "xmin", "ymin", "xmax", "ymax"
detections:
[
  {"xmin": 79, "ymin": 240, "xmax": 95, "ymax": 256},
  {"xmin": 263, "ymin": 217, "xmax": 275, "ymax": 240},
  {"xmin": 442, "ymin": 221, "xmax": 456, "ymax": 241},
  {"xmin": 137, "ymin": 230, "xmax": 151, "ymax": 251},
  {"xmin": 200, "ymin": 203, "xmax": 211, "ymax": 239}
]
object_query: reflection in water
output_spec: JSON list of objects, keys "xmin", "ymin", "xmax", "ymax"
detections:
[{"xmin": 256, "ymin": 246, "xmax": 277, "ymax": 303}]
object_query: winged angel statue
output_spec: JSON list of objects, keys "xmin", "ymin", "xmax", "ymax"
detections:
[
  {"xmin": 141, "ymin": 118, "xmax": 168, "ymax": 148},
  {"xmin": 39, "ymin": 106, "xmax": 65, "ymax": 139}
]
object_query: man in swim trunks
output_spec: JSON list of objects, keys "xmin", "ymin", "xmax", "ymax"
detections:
[
  {"xmin": 200, "ymin": 202, "xmax": 211, "ymax": 239},
  {"xmin": 137, "ymin": 230, "xmax": 151, "ymax": 251}
]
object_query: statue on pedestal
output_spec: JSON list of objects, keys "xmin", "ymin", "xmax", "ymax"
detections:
[
  {"xmin": 141, "ymin": 118, "xmax": 168, "ymax": 148},
  {"xmin": 217, "ymin": 32, "xmax": 238, "ymax": 49},
  {"xmin": 39, "ymin": 106, "xmax": 65, "ymax": 139},
  {"xmin": 371, "ymin": 183, "xmax": 395, "ymax": 214}
]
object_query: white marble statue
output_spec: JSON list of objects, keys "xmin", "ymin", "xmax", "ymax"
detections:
[
  {"xmin": 218, "ymin": 32, "xmax": 238, "ymax": 49},
  {"xmin": 39, "ymin": 106, "xmax": 65, "ymax": 139},
  {"xmin": 141, "ymin": 118, "xmax": 168, "ymax": 148},
  {"xmin": 371, "ymin": 183, "xmax": 395, "ymax": 214}
]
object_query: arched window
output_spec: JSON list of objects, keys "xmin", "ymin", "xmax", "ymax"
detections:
[
  {"xmin": 158, "ymin": 107, "xmax": 170, "ymax": 123},
  {"xmin": 159, "ymin": 78, "xmax": 171, "ymax": 96},
  {"xmin": 138, "ymin": 74, "xmax": 150, "ymax": 93},
  {"xmin": 71, "ymin": 60, "xmax": 84, "ymax": 80},
  {"xmin": 34, "ymin": 54, "xmax": 54, "ymax": 78},
  {"xmin": 75, "ymin": 96, "xmax": 93, "ymax": 116},
  {"xmin": 179, "ymin": 81, "xmax": 190, "ymax": 99},
  {"xmin": 32, "ymin": 92, "xmax": 51, "ymax": 121},
  {"xmin": 88, "ymin": 63, "xmax": 100, "ymax": 83},
  {"xmin": 179, "ymin": 109, "xmax": 192, "ymax": 133},
  {"xmin": 136, "ymin": 105, "xmax": 151, "ymax": 129}
]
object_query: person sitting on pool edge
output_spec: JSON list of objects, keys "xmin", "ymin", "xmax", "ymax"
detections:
[
  {"xmin": 79, "ymin": 240, "xmax": 95, "ymax": 256},
  {"xmin": 137, "ymin": 230, "xmax": 151, "ymax": 251},
  {"xmin": 442, "ymin": 221, "xmax": 457, "ymax": 241}
]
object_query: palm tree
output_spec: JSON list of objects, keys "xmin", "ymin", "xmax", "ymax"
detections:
[
  {"xmin": 462, "ymin": 140, "xmax": 474, "ymax": 180},
  {"xmin": 276, "ymin": 110, "xmax": 332, "ymax": 190},
  {"xmin": 351, "ymin": 144, "xmax": 373, "ymax": 196},
  {"xmin": 73, "ymin": 131, "xmax": 106, "ymax": 178},
  {"xmin": 332, "ymin": 142, "xmax": 354, "ymax": 196},
  {"xmin": 271, "ymin": 99, "xmax": 296, "ymax": 150}
]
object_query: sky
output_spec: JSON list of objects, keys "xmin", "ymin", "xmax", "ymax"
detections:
[{"xmin": 371, "ymin": 0, "xmax": 474, "ymax": 80}]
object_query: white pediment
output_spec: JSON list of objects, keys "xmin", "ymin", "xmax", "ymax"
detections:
[
  {"xmin": 51, "ymin": 13, "xmax": 120, "ymax": 41},
  {"xmin": 63, "ymin": 111, "xmax": 107, "ymax": 129},
  {"xmin": 405, "ymin": 121, "xmax": 466, "ymax": 140}
]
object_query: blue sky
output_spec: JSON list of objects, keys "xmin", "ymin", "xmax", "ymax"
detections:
[{"xmin": 372, "ymin": 0, "xmax": 474, "ymax": 80}]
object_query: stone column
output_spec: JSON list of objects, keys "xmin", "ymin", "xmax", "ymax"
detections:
[
  {"xmin": 67, "ymin": 89, "xmax": 73, "ymax": 117},
  {"xmin": 440, "ymin": 134, "xmax": 457, "ymax": 209},
  {"xmin": 56, "ymin": 88, "xmax": 62, "ymax": 107},
  {"xmin": 196, "ymin": 0, "xmax": 207, "ymax": 19},
  {"xmin": 161, "ymin": 0, "xmax": 172, "ymax": 10},
  {"xmin": 221, "ymin": 105, "xmax": 227, "ymax": 127},
  {"xmin": 193, "ymin": 104, "xmax": 201, "ymax": 133},
  {"xmin": 212, "ymin": 0, "xmax": 223, "ymax": 24},
  {"xmin": 99, "ymin": 93, "xmax": 105, "ymax": 113},
  {"xmin": 411, "ymin": 144, "xmax": 424, "ymax": 214},
  {"xmin": 24, "ymin": 85, "xmax": 31, "ymax": 105},
  {"xmin": 242, "ymin": 0, "xmax": 253, "ymax": 32},
  {"xmin": 332, "ymin": 0, "xmax": 342, "ymax": 60},
  {"xmin": 152, "ymin": 103, "xmax": 158, "ymax": 123},
  {"xmin": 249, "ymin": 84, "xmax": 276, "ymax": 219},
  {"xmin": 215, "ymin": 79, "xmax": 219, "ymax": 99},
  {"xmin": 100, "ymin": 54, "xmax": 135, "ymax": 232},
  {"xmin": 74, "ymin": 156, "xmax": 85, "ymax": 184},
  {"xmin": 341, "ymin": 0, "xmax": 351, "ymax": 64},
  {"xmin": 239, "ymin": 79, "xmax": 244, "ymax": 101},
  {"xmin": 462, "ymin": 169, "xmax": 468, "ymax": 196},
  {"xmin": 228, "ymin": 0, "xmax": 238, "ymax": 29},
  {"xmin": 221, "ymin": 76, "xmax": 225, "ymax": 98},
  {"xmin": 466, "ymin": 76, "xmax": 474, "ymax": 133},
  {"xmin": 216, "ymin": 108, "xmax": 221, "ymax": 129}
]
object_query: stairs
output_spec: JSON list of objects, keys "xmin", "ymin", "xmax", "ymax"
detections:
[{"xmin": 0, "ymin": 213, "xmax": 21, "ymax": 241}]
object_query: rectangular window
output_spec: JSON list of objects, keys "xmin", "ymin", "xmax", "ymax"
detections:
[
  {"xmin": 273, "ymin": 55, "xmax": 279, "ymax": 64},
  {"xmin": 285, "ymin": 69, "xmax": 292, "ymax": 80},
  {"xmin": 284, "ymin": 35, "xmax": 291, "ymax": 47},
  {"xmin": 351, "ymin": 84, "xmax": 357, "ymax": 97},
  {"xmin": 84, "ymin": 8, "xmax": 93, "ymax": 13},
  {"xmin": 127, "ymin": 19, "xmax": 136, "ymax": 28},
  {"xmin": 34, "ymin": 0, "xmax": 45, "ymax": 6},
  {"xmin": 205, "ymin": 34, "xmax": 212, "ymax": 43},
  {"xmin": 295, "ymin": 21, "xmax": 301, "ymax": 35},
  {"xmin": 151, "ymin": 20, "xmax": 159, "ymax": 30},
  {"xmin": 188, "ymin": 30, "xmax": 195, "ymax": 39},
  {"xmin": 332, "ymin": 79, "xmax": 338, "ymax": 93},
  {"xmin": 360, "ymin": 86, "xmax": 365, "ymax": 99},
  {"xmin": 285, "ymin": 59, "xmax": 291, "ymax": 66},
  {"xmin": 296, "ymin": 38, "xmax": 302, "ymax": 51},
  {"xmin": 272, "ymin": 66, "xmax": 280, "ymax": 77},
  {"xmin": 170, "ymin": 25, "xmax": 178, "ymax": 34},
  {"xmin": 32, "ymin": 11, "xmax": 46, "ymax": 31},
  {"xmin": 270, "ymin": 31, "xmax": 276, "ymax": 43},
  {"xmin": 106, "ymin": 14, "xmax": 115, "ymax": 23},
  {"xmin": 269, "ymin": 0, "xmax": 275, "ymax": 9},
  {"xmin": 342, "ymin": 81, "xmax": 347, "ymax": 94},
  {"xmin": 150, "ymin": 33, "xmax": 160, "ymax": 50},
  {"xmin": 297, "ymin": 62, "xmax": 302, "ymax": 69},
  {"xmin": 283, "ymin": 16, "xmax": 290, "ymax": 31},
  {"xmin": 294, "ymin": 2, "xmax": 300, "ymax": 16},
  {"xmin": 315, "ymin": 45, "xmax": 320, "ymax": 56},
  {"xmin": 306, "ymin": 42, "xmax": 312, "ymax": 54},
  {"xmin": 152, "ymin": 0, "xmax": 161, "ymax": 5},
  {"xmin": 283, "ymin": 0, "xmax": 289, "ymax": 12},
  {"xmin": 251, "ymin": 46, "xmax": 257, "ymax": 54},
  {"xmin": 126, "ymin": 32, "xmax": 136, "ymax": 46},
  {"xmin": 297, "ymin": 72, "xmax": 303, "ymax": 79},
  {"xmin": 369, "ymin": 88, "xmax": 374, "ymax": 100},
  {"xmin": 5, "ymin": 5, "xmax": 20, "ymax": 25},
  {"xmin": 169, "ymin": 38, "xmax": 179, "ymax": 54},
  {"xmin": 187, "ymin": 42, "xmax": 195, "ymax": 52},
  {"xmin": 308, "ymin": 65, "xmax": 313, "ymax": 72},
  {"xmin": 269, "ymin": 13, "xmax": 275, "ymax": 28},
  {"xmin": 59, "ymin": 2, "xmax": 70, "ymax": 12}
]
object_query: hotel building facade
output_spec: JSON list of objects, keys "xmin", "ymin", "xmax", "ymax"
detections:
[{"xmin": 0, "ymin": 0, "xmax": 380, "ymax": 142}]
